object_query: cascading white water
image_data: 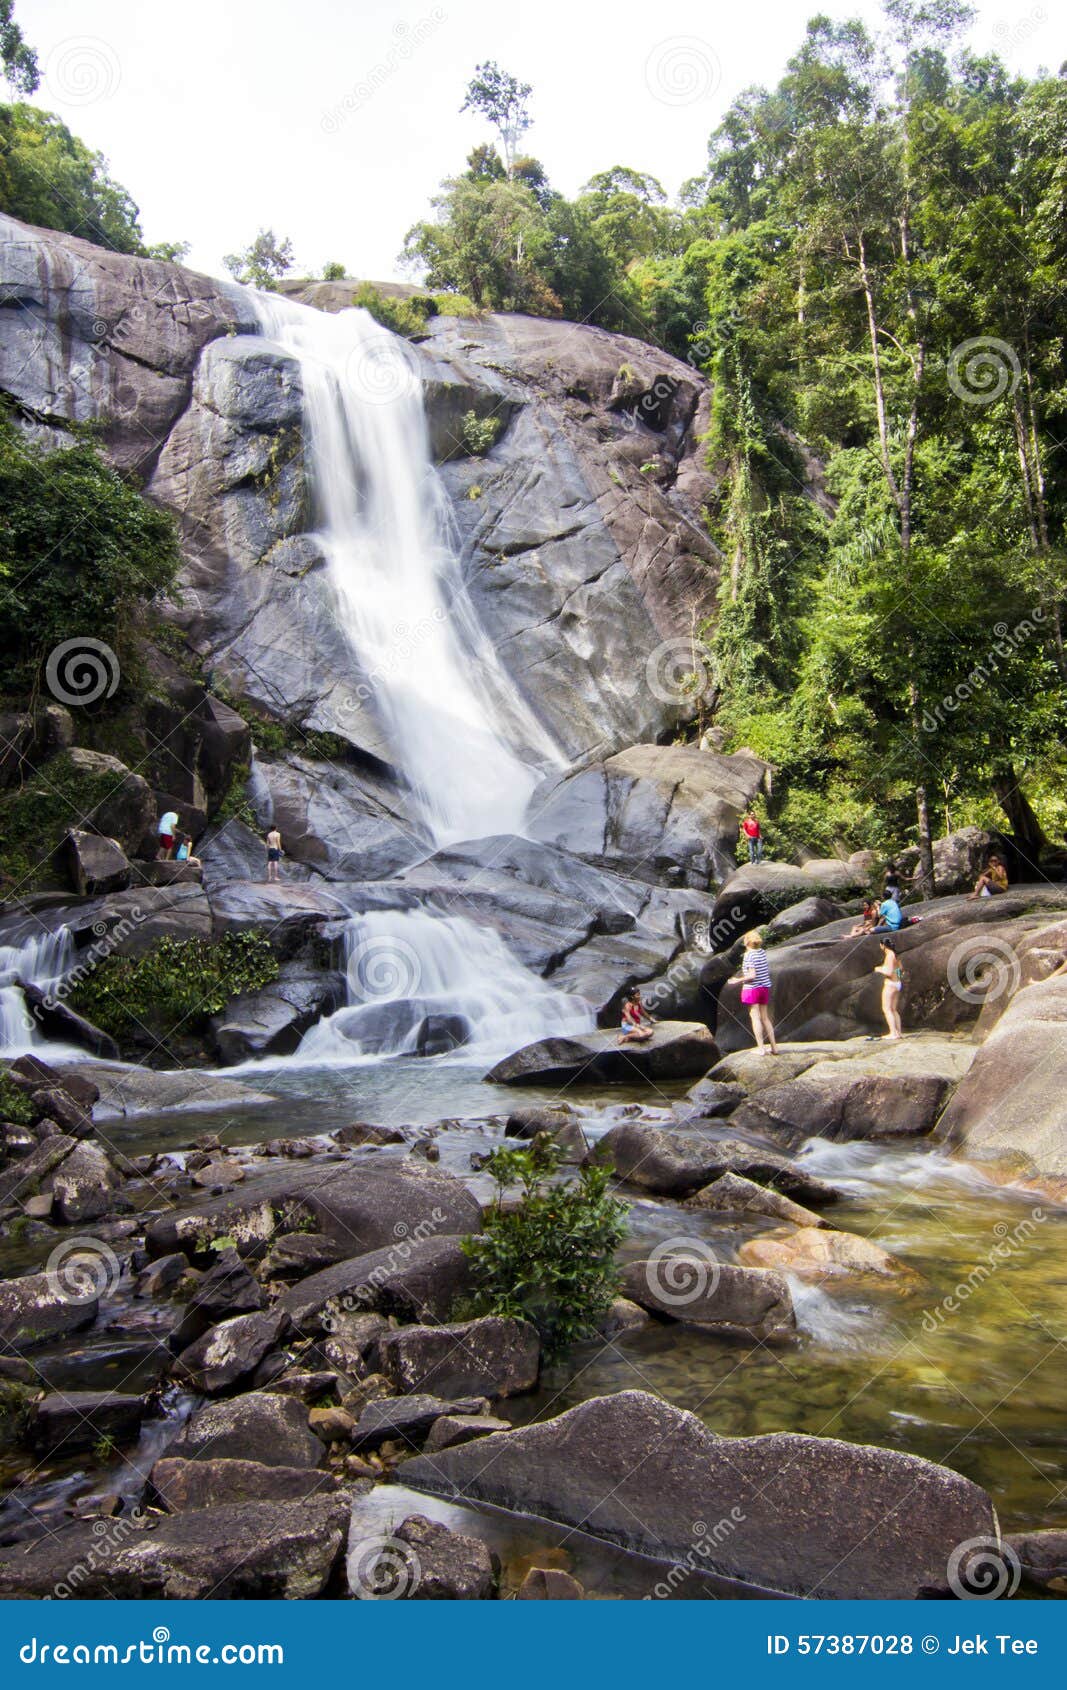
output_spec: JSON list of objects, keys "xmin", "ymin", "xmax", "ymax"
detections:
[
  {"xmin": 296, "ymin": 910, "xmax": 593, "ymax": 1066},
  {"xmin": 250, "ymin": 292, "xmax": 559, "ymax": 845},
  {"xmin": 0, "ymin": 928, "xmax": 76, "ymax": 1056}
]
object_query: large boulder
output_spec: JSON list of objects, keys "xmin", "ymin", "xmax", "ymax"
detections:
[
  {"xmin": 486, "ymin": 1022, "xmax": 718, "ymax": 1086},
  {"xmin": 938, "ymin": 977, "xmax": 1067, "ymax": 1188},
  {"xmin": 377, "ymin": 1316, "xmax": 540, "ymax": 1400},
  {"xmin": 597, "ymin": 1120, "xmax": 838, "ymax": 1205},
  {"xmin": 63, "ymin": 748, "xmax": 157, "ymax": 856},
  {"xmin": 402, "ymin": 1389, "xmax": 996, "ymax": 1599},
  {"xmin": 529, "ymin": 745, "xmax": 768, "ymax": 889},
  {"xmin": 711, "ymin": 860, "xmax": 868, "ymax": 944},
  {"xmin": 0, "ymin": 1498, "xmax": 349, "ymax": 1598},
  {"xmin": 0, "ymin": 1267, "xmax": 98, "ymax": 1351},
  {"xmin": 685, "ymin": 1172, "xmax": 829, "ymax": 1229},
  {"xmin": 899, "ymin": 827, "xmax": 1008, "ymax": 897},
  {"xmin": 209, "ymin": 964, "xmax": 342, "ymax": 1062},
  {"xmin": 729, "ymin": 1070, "xmax": 953, "ymax": 1150},
  {"xmin": 151, "ymin": 1456, "xmax": 338, "ymax": 1512},
  {"xmin": 63, "ymin": 829, "xmax": 131, "ymax": 897},
  {"xmin": 621, "ymin": 1257, "xmax": 795, "ymax": 1341},
  {"xmin": 48, "ymin": 1140, "xmax": 121, "ymax": 1223},
  {"xmin": 347, "ymin": 1511, "xmax": 494, "ymax": 1600},
  {"xmin": 29, "ymin": 1391, "xmax": 146, "ymax": 1454},
  {"xmin": 174, "ymin": 1307, "xmax": 292, "ymax": 1394},
  {"xmin": 279, "ymin": 1236, "xmax": 474, "ymax": 1331},
  {"xmin": 169, "ymin": 1391, "xmax": 323, "ymax": 1468}
]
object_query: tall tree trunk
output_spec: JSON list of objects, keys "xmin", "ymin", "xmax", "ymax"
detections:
[{"xmin": 993, "ymin": 765, "xmax": 1047, "ymax": 874}]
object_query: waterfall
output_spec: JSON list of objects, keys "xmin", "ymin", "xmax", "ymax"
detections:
[
  {"xmin": 250, "ymin": 292, "xmax": 560, "ymax": 845},
  {"xmin": 0, "ymin": 928, "xmax": 76, "ymax": 1057},
  {"xmin": 296, "ymin": 910, "xmax": 593, "ymax": 1066}
]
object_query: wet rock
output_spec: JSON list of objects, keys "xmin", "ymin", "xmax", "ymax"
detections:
[
  {"xmin": 29, "ymin": 1391, "xmax": 146, "ymax": 1454},
  {"xmin": 170, "ymin": 1249, "xmax": 265, "ymax": 1347},
  {"xmin": 1005, "ymin": 1529, "xmax": 1067, "ymax": 1593},
  {"xmin": 738, "ymin": 1227, "xmax": 907, "ymax": 1280},
  {"xmin": 335, "ymin": 1121, "xmax": 407, "ymax": 1147},
  {"xmin": 681, "ymin": 1077, "xmax": 747, "ymax": 1118},
  {"xmin": 597, "ymin": 1296, "xmax": 652, "ymax": 1338},
  {"xmin": 210, "ymin": 968, "xmax": 342, "ymax": 1064},
  {"xmin": 174, "ymin": 1307, "xmax": 292, "ymax": 1394},
  {"xmin": 135, "ymin": 1253, "xmax": 189, "ymax": 1298},
  {"xmin": 0, "ymin": 1133, "xmax": 78, "ymax": 1215},
  {"xmin": 598, "ymin": 1120, "xmax": 838, "ymax": 1205},
  {"xmin": 150, "ymin": 1455, "xmax": 337, "ymax": 1512},
  {"xmin": 504, "ymin": 1106, "xmax": 576, "ymax": 1139},
  {"xmin": 0, "ymin": 1497, "xmax": 349, "ymax": 1598},
  {"xmin": 27, "ymin": 1086, "xmax": 94, "ymax": 1138},
  {"xmin": 686, "ymin": 1172, "xmax": 830, "ymax": 1229},
  {"xmin": 18, "ymin": 987, "xmax": 119, "ymax": 1059},
  {"xmin": 378, "ymin": 1315, "xmax": 540, "ymax": 1400},
  {"xmin": 423, "ymin": 1413, "xmax": 512, "ymax": 1454},
  {"xmin": 517, "ymin": 1566, "xmax": 584, "ymax": 1599},
  {"xmin": 621, "ymin": 1258, "xmax": 795, "ymax": 1341},
  {"xmin": 170, "ymin": 1390, "xmax": 323, "ymax": 1468},
  {"xmin": 48, "ymin": 1141, "xmax": 121, "ymax": 1225},
  {"xmin": 64, "ymin": 829, "xmax": 131, "ymax": 897},
  {"xmin": 308, "ymin": 1405, "xmax": 356, "ymax": 1444},
  {"xmin": 350, "ymin": 1513, "xmax": 494, "ymax": 1600},
  {"xmin": 351, "ymin": 1393, "xmax": 489, "ymax": 1451},
  {"xmin": 487, "ymin": 1021, "xmax": 718, "ymax": 1086},
  {"xmin": 731, "ymin": 1071, "xmax": 951, "ymax": 1149},
  {"xmin": 0, "ymin": 1267, "xmax": 99, "ymax": 1350},
  {"xmin": 260, "ymin": 1231, "xmax": 345, "ymax": 1280},
  {"xmin": 77, "ymin": 1060, "xmax": 275, "ymax": 1119},
  {"xmin": 403, "ymin": 1388, "xmax": 996, "ymax": 1599},
  {"xmin": 279, "ymin": 1236, "xmax": 474, "ymax": 1332}
]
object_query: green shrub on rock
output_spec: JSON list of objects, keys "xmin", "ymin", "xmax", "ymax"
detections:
[
  {"xmin": 461, "ymin": 1139, "xmax": 627, "ymax": 1359},
  {"xmin": 0, "ymin": 1071, "xmax": 34, "ymax": 1127},
  {"xmin": 68, "ymin": 931, "xmax": 279, "ymax": 1045},
  {"xmin": 460, "ymin": 410, "xmax": 502, "ymax": 457}
]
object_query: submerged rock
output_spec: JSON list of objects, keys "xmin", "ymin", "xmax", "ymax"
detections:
[
  {"xmin": 737, "ymin": 1226, "xmax": 907, "ymax": 1281},
  {"xmin": 402, "ymin": 1389, "xmax": 996, "ymax": 1599}
]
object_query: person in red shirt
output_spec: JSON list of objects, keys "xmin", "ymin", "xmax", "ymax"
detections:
[{"xmin": 740, "ymin": 811, "xmax": 763, "ymax": 863}]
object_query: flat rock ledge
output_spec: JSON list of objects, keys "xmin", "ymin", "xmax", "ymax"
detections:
[{"xmin": 485, "ymin": 1021, "xmax": 718, "ymax": 1085}]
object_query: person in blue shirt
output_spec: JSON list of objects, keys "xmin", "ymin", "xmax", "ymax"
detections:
[{"xmin": 871, "ymin": 891, "xmax": 904, "ymax": 935}]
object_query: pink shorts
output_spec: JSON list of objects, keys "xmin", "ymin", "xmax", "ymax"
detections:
[{"xmin": 741, "ymin": 986, "xmax": 770, "ymax": 1006}]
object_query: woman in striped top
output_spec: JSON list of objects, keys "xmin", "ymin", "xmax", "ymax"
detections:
[{"xmin": 732, "ymin": 929, "xmax": 778, "ymax": 1055}]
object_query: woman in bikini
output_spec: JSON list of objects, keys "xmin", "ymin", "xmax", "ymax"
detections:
[{"xmin": 875, "ymin": 938, "xmax": 904, "ymax": 1039}]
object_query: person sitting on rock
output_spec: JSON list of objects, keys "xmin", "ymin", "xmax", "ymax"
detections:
[
  {"xmin": 618, "ymin": 988, "xmax": 656, "ymax": 1045},
  {"xmin": 740, "ymin": 811, "xmax": 764, "ymax": 863},
  {"xmin": 729, "ymin": 929, "xmax": 778, "ymax": 1055},
  {"xmin": 871, "ymin": 889, "xmax": 905, "ymax": 936},
  {"xmin": 173, "ymin": 832, "xmax": 202, "ymax": 869},
  {"xmin": 970, "ymin": 854, "xmax": 1009, "ymax": 899},
  {"xmin": 847, "ymin": 899, "xmax": 880, "ymax": 936}
]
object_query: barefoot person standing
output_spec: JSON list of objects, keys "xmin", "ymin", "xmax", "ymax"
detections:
[
  {"xmin": 731, "ymin": 929, "xmax": 778, "ymax": 1054},
  {"xmin": 265, "ymin": 826, "xmax": 283, "ymax": 883},
  {"xmin": 876, "ymin": 938, "xmax": 904, "ymax": 1039}
]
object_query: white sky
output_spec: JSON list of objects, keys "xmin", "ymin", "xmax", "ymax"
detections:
[{"xmin": 14, "ymin": 0, "xmax": 1062, "ymax": 282}]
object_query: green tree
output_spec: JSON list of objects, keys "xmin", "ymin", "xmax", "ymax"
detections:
[
  {"xmin": 0, "ymin": 103, "xmax": 144, "ymax": 251},
  {"xmin": 223, "ymin": 229, "xmax": 294, "ymax": 290},
  {"xmin": 460, "ymin": 61, "xmax": 532, "ymax": 174},
  {"xmin": 0, "ymin": 0, "xmax": 37, "ymax": 93}
]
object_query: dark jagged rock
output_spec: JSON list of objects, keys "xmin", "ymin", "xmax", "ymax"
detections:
[
  {"xmin": 279, "ymin": 1236, "xmax": 473, "ymax": 1331},
  {"xmin": 686, "ymin": 1172, "xmax": 830, "ymax": 1229},
  {"xmin": 621, "ymin": 1258, "xmax": 795, "ymax": 1341},
  {"xmin": 0, "ymin": 1498, "xmax": 349, "ymax": 1598},
  {"xmin": 598, "ymin": 1120, "xmax": 839, "ymax": 1204},
  {"xmin": 29, "ymin": 1391, "xmax": 146, "ymax": 1454},
  {"xmin": 151, "ymin": 1456, "xmax": 338, "ymax": 1512},
  {"xmin": 377, "ymin": 1316, "xmax": 540, "ymax": 1400},
  {"xmin": 174, "ymin": 1307, "xmax": 292, "ymax": 1394},
  {"xmin": 403, "ymin": 1389, "xmax": 996, "ymax": 1599},
  {"xmin": 169, "ymin": 1391, "xmax": 323, "ymax": 1469},
  {"xmin": 351, "ymin": 1393, "xmax": 489, "ymax": 1450},
  {"xmin": 730, "ymin": 1071, "xmax": 952, "ymax": 1149},
  {"xmin": 0, "ymin": 1264, "xmax": 98, "ymax": 1351},
  {"xmin": 64, "ymin": 829, "xmax": 131, "ymax": 897},
  {"xmin": 49, "ymin": 1141, "xmax": 121, "ymax": 1224}
]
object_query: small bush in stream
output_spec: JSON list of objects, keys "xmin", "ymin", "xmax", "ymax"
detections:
[
  {"xmin": 68, "ymin": 931, "xmax": 278, "ymax": 1045},
  {"xmin": 461, "ymin": 1138, "xmax": 627, "ymax": 1359}
]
